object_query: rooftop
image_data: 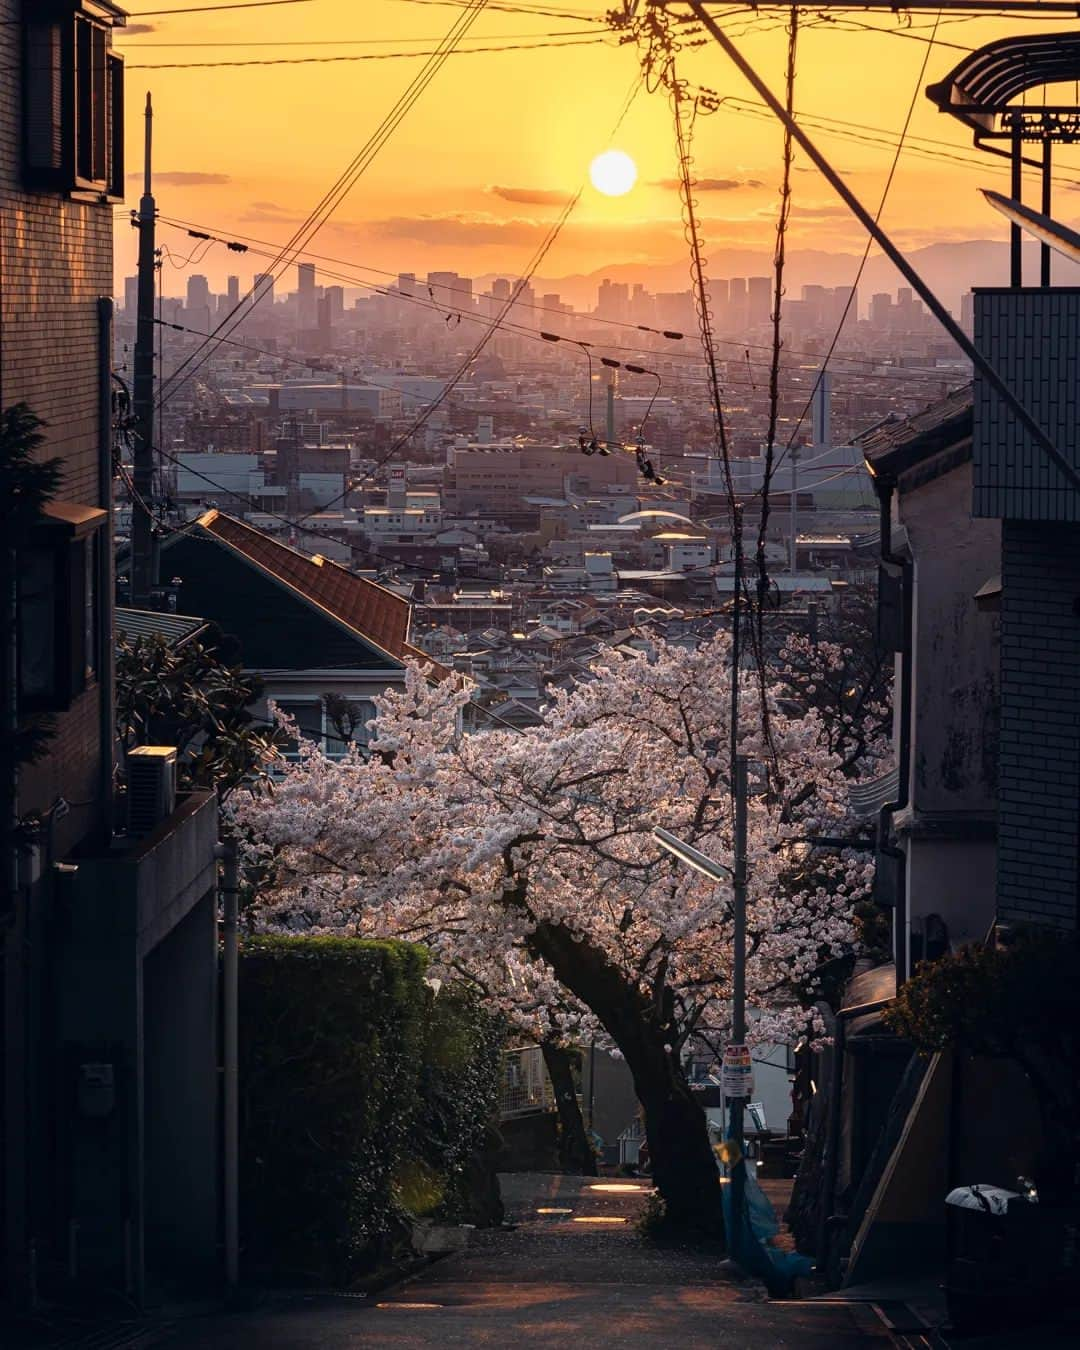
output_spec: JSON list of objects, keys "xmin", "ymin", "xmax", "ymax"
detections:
[{"xmin": 194, "ymin": 510, "xmax": 436, "ymax": 669}]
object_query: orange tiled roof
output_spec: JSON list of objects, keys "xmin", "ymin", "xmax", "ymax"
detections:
[{"xmin": 196, "ymin": 510, "xmax": 412, "ymax": 663}]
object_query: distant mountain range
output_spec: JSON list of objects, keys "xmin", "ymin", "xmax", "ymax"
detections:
[{"xmin": 482, "ymin": 239, "xmax": 1080, "ymax": 315}]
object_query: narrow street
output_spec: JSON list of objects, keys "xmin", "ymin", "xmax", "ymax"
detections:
[{"xmin": 159, "ymin": 1174, "xmax": 894, "ymax": 1348}]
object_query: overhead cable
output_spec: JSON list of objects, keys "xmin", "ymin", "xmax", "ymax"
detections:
[{"xmin": 155, "ymin": 0, "xmax": 490, "ymax": 413}]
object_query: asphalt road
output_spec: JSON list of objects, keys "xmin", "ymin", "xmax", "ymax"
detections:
[{"xmin": 158, "ymin": 1173, "xmax": 893, "ymax": 1348}]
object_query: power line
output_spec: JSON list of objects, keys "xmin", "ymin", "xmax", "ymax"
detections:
[
  {"xmin": 125, "ymin": 35, "xmax": 607, "ymax": 67},
  {"xmin": 152, "ymin": 214, "xmax": 970, "ymax": 380},
  {"xmin": 149, "ymin": 234, "xmax": 971, "ymax": 393},
  {"xmin": 387, "ymin": 0, "xmax": 603, "ymax": 19},
  {"xmin": 155, "ymin": 0, "xmax": 490, "ymax": 412},
  {"xmin": 120, "ymin": 27, "xmax": 599, "ymax": 45},
  {"xmin": 149, "ymin": 442, "xmax": 450, "ymax": 574},
  {"xmin": 129, "ymin": 0, "xmax": 316, "ymax": 12},
  {"xmin": 775, "ymin": 8, "xmax": 944, "ymax": 472}
]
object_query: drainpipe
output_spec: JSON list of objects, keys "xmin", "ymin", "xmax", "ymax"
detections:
[
  {"xmin": 216, "ymin": 838, "xmax": 240, "ymax": 1289},
  {"xmin": 874, "ymin": 478, "xmax": 913, "ymax": 986},
  {"xmin": 97, "ymin": 299, "xmax": 116, "ymax": 841}
]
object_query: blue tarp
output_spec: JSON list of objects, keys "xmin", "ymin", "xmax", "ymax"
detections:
[{"xmin": 720, "ymin": 1156, "xmax": 813, "ymax": 1296}]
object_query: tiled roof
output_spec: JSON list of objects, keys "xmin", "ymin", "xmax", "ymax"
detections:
[
  {"xmin": 195, "ymin": 511, "xmax": 447, "ymax": 674},
  {"xmin": 860, "ymin": 384, "xmax": 973, "ymax": 483}
]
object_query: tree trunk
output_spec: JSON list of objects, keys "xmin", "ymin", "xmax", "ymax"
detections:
[
  {"xmin": 612, "ymin": 1013, "xmax": 726, "ymax": 1240},
  {"xmin": 541, "ymin": 1040, "xmax": 597, "ymax": 1176},
  {"xmin": 528, "ymin": 918, "xmax": 726, "ymax": 1241}
]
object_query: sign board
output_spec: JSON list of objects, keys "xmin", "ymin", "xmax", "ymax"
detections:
[{"xmin": 721, "ymin": 1043, "xmax": 754, "ymax": 1101}]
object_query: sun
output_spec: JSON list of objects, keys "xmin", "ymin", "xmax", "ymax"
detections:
[{"xmin": 589, "ymin": 149, "xmax": 637, "ymax": 197}]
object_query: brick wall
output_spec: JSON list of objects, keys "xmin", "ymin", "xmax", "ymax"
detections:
[
  {"xmin": 1, "ymin": 2, "xmax": 120, "ymax": 841},
  {"xmin": 997, "ymin": 520, "xmax": 1080, "ymax": 930}
]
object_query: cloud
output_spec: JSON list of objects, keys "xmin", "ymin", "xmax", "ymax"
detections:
[
  {"xmin": 488, "ymin": 185, "xmax": 573, "ymax": 206},
  {"xmin": 368, "ymin": 212, "xmax": 547, "ymax": 248},
  {"xmin": 652, "ymin": 177, "xmax": 765, "ymax": 191},
  {"xmin": 788, "ymin": 203, "xmax": 852, "ymax": 220},
  {"xmin": 127, "ymin": 170, "xmax": 230, "ymax": 187},
  {"xmin": 122, "ymin": 23, "xmax": 155, "ymax": 35}
]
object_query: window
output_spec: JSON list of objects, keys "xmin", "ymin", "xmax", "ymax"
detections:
[
  {"xmin": 24, "ymin": 4, "xmax": 124, "ymax": 199},
  {"xmin": 277, "ymin": 700, "xmax": 324, "ymax": 758},
  {"xmin": 324, "ymin": 699, "xmax": 376, "ymax": 756},
  {"xmin": 17, "ymin": 531, "xmax": 100, "ymax": 711}
]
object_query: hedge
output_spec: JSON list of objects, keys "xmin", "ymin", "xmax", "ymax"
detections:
[{"xmin": 238, "ymin": 935, "xmax": 500, "ymax": 1285}]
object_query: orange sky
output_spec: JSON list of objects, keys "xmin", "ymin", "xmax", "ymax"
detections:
[{"xmin": 112, "ymin": 1, "xmax": 1080, "ymax": 292}]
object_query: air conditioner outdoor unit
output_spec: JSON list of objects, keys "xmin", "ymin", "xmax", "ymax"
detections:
[{"xmin": 126, "ymin": 746, "xmax": 177, "ymax": 837}]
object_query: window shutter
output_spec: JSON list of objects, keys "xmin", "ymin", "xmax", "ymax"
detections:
[{"xmin": 24, "ymin": 21, "xmax": 65, "ymax": 182}]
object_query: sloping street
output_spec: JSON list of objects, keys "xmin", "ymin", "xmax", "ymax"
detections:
[{"xmin": 159, "ymin": 1174, "xmax": 893, "ymax": 1348}]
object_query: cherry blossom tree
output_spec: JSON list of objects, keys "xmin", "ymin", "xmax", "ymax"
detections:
[{"xmin": 233, "ymin": 635, "xmax": 877, "ymax": 1236}]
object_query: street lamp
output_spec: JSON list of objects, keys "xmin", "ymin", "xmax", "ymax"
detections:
[
  {"xmin": 652, "ymin": 753, "xmax": 750, "ymax": 1250},
  {"xmin": 652, "ymin": 827, "xmax": 734, "ymax": 883}
]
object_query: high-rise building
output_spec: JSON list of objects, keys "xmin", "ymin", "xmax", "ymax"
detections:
[
  {"xmin": 326, "ymin": 285, "xmax": 345, "ymax": 324},
  {"xmin": 227, "ymin": 274, "xmax": 240, "ymax": 308},
  {"xmin": 747, "ymin": 276, "xmax": 771, "ymax": 326},
  {"xmin": 597, "ymin": 278, "xmax": 629, "ymax": 321},
  {"xmin": 297, "ymin": 261, "xmax": 317, "ymax": 330},
  {"xmin": 124, "ymin": 274, "xmax": 138, "ymax": 314},
  {"xmin": 870, "ymin": 293, "xmax": 893, "ymax": 328},
  {"xmin": 253, "ymin": 272, "xmax": 275, "ymax": 310},
  {"xmin": 492, "ymin": 277, "xmax": 511, "ymax": 301},
  {"xmin": 397, "ymin": 272, "xmax": 417, "ymax": 297},
  {"xmin": 186, "ymin": 273, "xmax": 210, "ymax": 309},
  {"xmin": 727, "ymin": 277, "xmax": 747, "ymax": 329}
]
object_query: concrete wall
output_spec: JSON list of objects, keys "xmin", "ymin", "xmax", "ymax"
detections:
[
  {"xmin": 902, "ymin": 463, "xmax": 1000, "ymax": 818},
  {"xmin": 897, "ymin": 459, "xmax": 1000, "ymax": 950},
  {"xmin": 144, "ymin": 892, "xmax": 218, "ymax": 1282},
  {"xmin": 55, "ymin": 794, "xmax": 220, "ymax": 1298}
]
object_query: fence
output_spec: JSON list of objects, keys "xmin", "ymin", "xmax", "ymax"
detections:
[{"xmin": 498, "ymin": 1045, "xmax": 555, "ymax": 1117}]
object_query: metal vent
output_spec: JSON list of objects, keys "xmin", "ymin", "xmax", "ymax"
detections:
[{"xmin": 126, "ymin": 747, "xmax": 177, "ymax": 837}]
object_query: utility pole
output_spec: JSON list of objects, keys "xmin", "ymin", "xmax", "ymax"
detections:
[
  {"xmin": 729, "ymin": 752, "xmax": 750, "ymax": 1242},
  {"xmin": 789, "ymin": 446, "xmax": 799, "ymax": 575},
  {"xmin": 131, "ymin": 93, "xmax": 157, "ymax": 607}
]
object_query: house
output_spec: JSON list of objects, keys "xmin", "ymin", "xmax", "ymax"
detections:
[
  {"xmin": 806, "ymin": 252, "xmax": 1080, "ymax": 1296},
  {"xmin": 159, "ymin": 510, "xmax": 443, "ymax": 754},
  {"xmin": 3, "ymin": 0, "xmax": 222, "ymax": 1308},
  {"xmin": 861, "ymin": 383, "xmax": 1000, "ymax": 975}
]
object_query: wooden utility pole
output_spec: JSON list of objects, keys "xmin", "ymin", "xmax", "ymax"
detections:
[{"xmin": 131, "ymin": 93, "xmax": 157, "ymax": 606}]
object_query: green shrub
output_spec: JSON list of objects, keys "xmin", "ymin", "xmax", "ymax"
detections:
[
  {"xmin": 238, "ymin": 937, "xmax": 503, "ymax": 1285},
  {"xmin": 239, "ymin": 935, "xmax": 429, "ymax": 1285},
  {"xmin": 410, "ymin": 984, "xmax": 503, "ymax": 1224}
]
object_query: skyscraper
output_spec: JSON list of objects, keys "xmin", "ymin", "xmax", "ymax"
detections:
[
  {"xmin": 253, "ymin": 272, "xmax": 275, "ymax": 308},
  {"xmin": 186, "ymin": 273, "xmax": 210, "ymax": 311},
  {"xmin": 297, "ymin": 262, "xmax": 317, "ymax": 330},
  {"xmin": 747, "ymin": 276, "xmax": 771, "ymax": 327}
]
